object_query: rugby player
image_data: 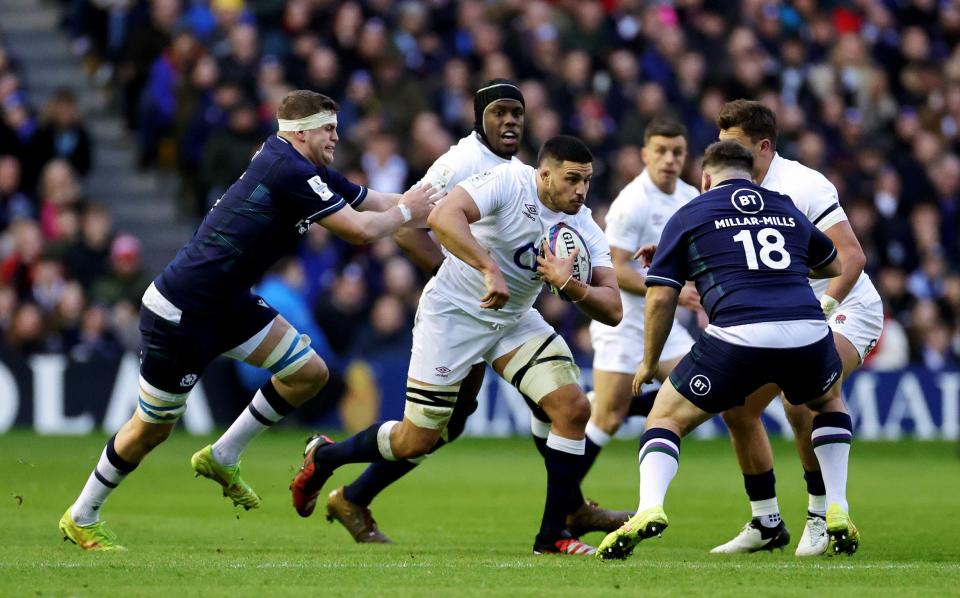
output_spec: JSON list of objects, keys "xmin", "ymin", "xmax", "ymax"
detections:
[
  {"xmin": 291, "ymin": 136, "xmax": 623, "ymax": 555},
  {"xmin": 583, "ymin": 117, "xmax": 702, "ymax": 480},
  {"xmin": 597, "ymin": 140, "xmax": 859, "ymax": 560},
  {"xmin": 711, "ymin": 101, "xmax": 882, "ymax": 555},
  {"xmin": 324, "ymin": 81, "xmax": 628, "ymax": 544},
  {"xmin": 58, "ymin": 90, "xmax": 436, "ymax": 551}
]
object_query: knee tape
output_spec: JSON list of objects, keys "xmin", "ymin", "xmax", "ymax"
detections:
[
  {"xmin": 262, "ymin": 327, "xmax": 316, "ymax": 380},
  {"xmin": 502, "ymin": 332, "xmax": 580, "ymax": 404},
  {"xmin": 136, "ymin": 376, "xmax": 188, "ymax": 424},
  {"xmin": 403, "ymin": 380, "xmax": 461, "ymax": 430}
]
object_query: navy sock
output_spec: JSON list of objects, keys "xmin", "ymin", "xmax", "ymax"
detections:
[
  {"xmin": 314, "ymin": 423, "xmax": 384, "ymax": 469},
  {"xmin": 743, "ymin": 469, "xmax": 777, "ymax": 502},
  {"xmin": 577, "ymin": 437, "xmax": 602, "ymax": 483},
  {"xmin": 343, "ymin": 460, "xmax": 417, "ymax": 506},
  {"xmin": 804, "ymin": 469, "xmax": 826, "ymax": 496},
  {"xmin": 532, "ymin": 434, "xmax": 548, "ymax": 458},
  {"xmin": 537, "ymin": 446, "xmax": 584, "ymax": 544},
  {"xmin": 627, "ymin": 389, "xmax": 658, "ymax": 417}
]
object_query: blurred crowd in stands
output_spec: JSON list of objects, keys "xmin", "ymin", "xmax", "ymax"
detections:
[{"xmin": 1, "ymin": 0, "xmax": 959, "ymax": 375}]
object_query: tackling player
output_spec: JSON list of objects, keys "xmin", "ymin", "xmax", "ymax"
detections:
[
  {"xmin": 291, "ymin": 136, "xmax": 624, "ymax": 555},
  {"xmin": 710, "ymin": 101, "xmax": 883, "ymax": 555},
  {"xmin": 324, "ymin": 81, "xmax": 628, "ymax": 544},
  {"xmin": 58, "ymin": 90, "xmax": 436, "ymax": 551},
  {"xmin": 597, "ymin": 140, "xmax": 859, "ymax": 560},
  {"xmin": 583, "ymin": 117, "xmax": 701, "ymax": 479}
]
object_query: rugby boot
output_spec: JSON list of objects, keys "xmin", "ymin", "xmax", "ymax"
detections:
[
  {"xmin": 533, "ymin": 534, "xmax": 597, "ymax": 556},
  {"xmin": 826, "ymin": 504, "xmax": 860, "ymax": 556},
  {"xmin": 566, "ymin": 499, "xmax": 632, "ymax": 538},
  {"xmin": 291, "ymin": 434, "xmax": 335, "ymax": 517},
  {"xmin": 710, "ymin": 518, "xmax": 791, "ymax": 554},
  {"xmin": 191, "ymin": 445, "xmax": 261, "ymax": 510},
  {"xmin": 59, "ymin": 508, "xmax": 126, "ymax": 551},
  {"xmin": 596, "ymin": 505, "xmax": 669, "ymax": 561},
  {"xmin": 794, "ymin": 512, "xmax": 829, "ymax": 556},
  {"xmin": 326, "ymin": 486, "xmax": 392, "ymax": 543}
]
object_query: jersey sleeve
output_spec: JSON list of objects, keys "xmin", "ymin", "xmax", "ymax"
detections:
[
  {"xmin": 579, "ymin": 212, "xmax": 612, "ymax": 270},
  {"xmin": 807, "ymin": 225, "xmax": 838, "ymax": 271},
  {"xmin": 604, "ymin": 190, "xmax": 649, "ymax": 252},
  {"xmin": 456, "ymin": 166, "xmax": 509, "ymax": 218},
  {"xmin": 803, "ymin": 175, "xmax": 847, "ymax": 231},
  {"xmin": 274, "ymin": 163, "xmax": 349, "ymax": 220},
  {"xmin": 323, "ymin": 166, "xmax": 368, "ymax": 208},
  {"xmin": 645, "ymin": 211, "xmax": 687, "ymax": 290},
  {"xmin": 419, "ymin": 148, "xmax": 468, "ymax": 199}
]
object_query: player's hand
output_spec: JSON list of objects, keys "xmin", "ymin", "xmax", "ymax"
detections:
[
  {"xmin": 536, "ymin": 240, "xmax": 578, "ymax": 288},
  {"xmin": 480, "ymin": 265, "xmax": 510, "ymax": 310},
  {"xmin": 633, "ymin": 244, "xmax": 657, "ymax": 268},
  {"xmin": 678, "ymin": 283, "xmax": 701, "ymax": 310},
  {"xmin": 399, "ymin": 183, "xmax": 438, "ymax": 228},
  {"xmin": 633, "ymin": 361, "xmax": 657, "ymax": 396}
]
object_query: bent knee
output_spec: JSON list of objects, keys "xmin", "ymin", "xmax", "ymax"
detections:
[
  {"xmin": 134, "ymin": 423, "xmax": 173, "ymax": 449},
  {"xmin": 282, "ymin": 356, "xmax": 329, "ymax": 398},
  {"xmin": 721, "ymin": 407, "xmax": 762, "ymax": 432},
  {"xmin": 592, "ymin": 408, "xmax": 624, "ymax": 435}
]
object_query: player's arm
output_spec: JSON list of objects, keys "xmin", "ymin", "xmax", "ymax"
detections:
[
  {"xmin": 807, "ymin": 224, "xmax": 842, "ymax": 279},
  {"xmin": 394, "ymin": 228, "xmax": 444, "ymax": 274},
  {"xmin": 639, "ymin": 284, "xmax": 680, "ymax": 381},
  {"xmin": 541, "ymin": 256, "xmax": 622, "ymax": 326},
  {"xmin": 611, "ymin": 246, "xmax": 649, "ymax": 295},
  {"xmin": 355, "ymin": 189, "xmax": 400, "ymax": 212},
  {"xmin": 428, "ymin": 186, "xmax": 509, "ymax": 309},
  {"xmin": 320, "ymin": 184, "xmax": 435, "ymax": 244},
  {"xmin": 819, "ymin": 220, "xmax": 865, "ymax": 310}
]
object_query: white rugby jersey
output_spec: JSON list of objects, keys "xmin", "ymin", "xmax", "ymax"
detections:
[
  {"xmin": 598, "ymin": 170, "xmax": 699, "ymax": 324},
  {"xmin": 431, "ymin": 161, "xmax": 612, "ymax": 324},
  {"xmin": 761, "ymin": 153, "xmax": 876, "ymax": 302},
  {"xmin": 419, "ymin": 132, "xmax": 518, "ymax": 198}
]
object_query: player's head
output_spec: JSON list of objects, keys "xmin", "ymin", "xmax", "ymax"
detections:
[
  {"xmin": 716, "ymin": 99, "xmax": 777, "ymax": 180},
  {"xmin": 536, "ymin": 135, "xmax": 593, "ymax": 215},
  {"xmin": 474, "ymin": 79, "xmax": 525, "ymax": 158},
  {"xmin": 277, "ymin": 90, "xmax": 340, "ymax": 166},
  {"xmin": 700, "ymin": 140, "xmax": 755, "ymax": 191},
  {"xmin": 642, "ymin": 117, "xmax": 688, "ymax": 195}
]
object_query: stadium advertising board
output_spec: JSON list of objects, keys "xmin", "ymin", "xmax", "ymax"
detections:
[{"xmin": 0, "ymin": 350, "xmax": 956, "ymax": 440}]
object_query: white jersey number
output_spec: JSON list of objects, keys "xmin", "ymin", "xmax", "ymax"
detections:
[{"xmin": 733, "ymin": 228, "xmax": 791, "ymax": 270}]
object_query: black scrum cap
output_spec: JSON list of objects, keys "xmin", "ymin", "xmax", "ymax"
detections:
[{"xmin": 473, "ymin": 79, "xmax": 524, "ymax": 142}]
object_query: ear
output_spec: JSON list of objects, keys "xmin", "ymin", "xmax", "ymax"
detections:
[
  {"xmin": 701, "ymin": 171, "xmax": 711, "ymax": 192},
  {"xmin": 761, "ymin": 138, "xmax": 773, "ymax": 154}
]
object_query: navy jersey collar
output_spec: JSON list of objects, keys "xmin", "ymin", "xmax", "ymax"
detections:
[{"xmin": 713, "ymin": 178, "xmax": 755, "ymax": 189}]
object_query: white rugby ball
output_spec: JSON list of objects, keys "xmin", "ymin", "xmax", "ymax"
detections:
[{"xmin": 541, "ymin": 222, "xmax": 592, "ymax": 301}]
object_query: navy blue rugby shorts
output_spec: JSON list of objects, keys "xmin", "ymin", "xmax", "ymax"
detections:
[
  {"xmin": 138, "ymin": 292, "xmax": 278, "ymax": 395},
  {"xmin": 668, "ymin": 331, "xmax": 843, "ymax": 414}
]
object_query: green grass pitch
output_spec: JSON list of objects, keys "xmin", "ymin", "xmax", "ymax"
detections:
[{"xmin": 1, "ymin": 430, "xmax": 958, "ymax": 596}]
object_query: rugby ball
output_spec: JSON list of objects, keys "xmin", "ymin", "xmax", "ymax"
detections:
[{"xmin": 541, "ymin": 222, "xmax": 592, "ymax": 300}]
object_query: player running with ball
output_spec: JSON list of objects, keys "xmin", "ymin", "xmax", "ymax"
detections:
[{"xmin": 291, "ymin": 136, "xmax": 623, "ymax": 555}]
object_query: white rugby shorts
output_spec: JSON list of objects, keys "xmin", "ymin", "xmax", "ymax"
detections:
[
  {"xmin": 828, "ymin": 284, "xmax": 884, "ymax": 362},
  {"xmin": 590, "ymin": 316, "xmax": 695, "ymax": 375},
  {"xmin": 409, "ymin": 288, "xmax": 555, "ymax": 385}
]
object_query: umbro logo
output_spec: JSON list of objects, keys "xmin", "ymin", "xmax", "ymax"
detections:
[
  {"xmin": 435, "ymin": 366, "xmax": 451, "ymax": 378},
  {"xmin": 523, "ymin": 203, "xmax": 538, "ymax": 221},
  {"xmin": 257, "ymin": 299, "xmax": 269, "ymax": 308}
]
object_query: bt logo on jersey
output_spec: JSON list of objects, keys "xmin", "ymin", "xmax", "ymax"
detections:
[
  {"xmin": 690, "ymin": 374, "xmax": 711, "ymax": 396},
  {"xmin": 731, "ymin": 188, "xmax": 764, "ymax": 214}
]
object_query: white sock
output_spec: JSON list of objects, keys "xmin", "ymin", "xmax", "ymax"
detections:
[
  {"xmin": 638, "ymin": 432, "xmax": 680, "ymax": 511},
  {"xmin": 585, "ymin": 421, "xmax": 611, "ymax": 447},
  {"xmin": 546, "ymin": 432, "xmax": 586, "ymax": 455},
  {"xmin": 71, "ymin": 438, "xmax": 136, "ymax": 525},
  {"xmin": 378, "ymin": 420, "xmax": 399, "ymax": 460},
  {"xmin": 811, "ymin": 426, "xmax": 852, "ymax": 512},
  {"xmin": 213, "ymin": 387, "xmax": 291, "ymax": 466},
  {"xmin": 750, "ymin": 497, "xmax": 780, "ymax": 517},
  {"xmin": 808, "ymin": 494, "xmax": 827, "ymax": 516}
]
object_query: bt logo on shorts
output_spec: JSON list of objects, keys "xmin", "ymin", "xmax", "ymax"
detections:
[
  {"xmin": 731, "ymin": 188, "xmax": 764, "ymax": 214},
  {"xmin": 435, "ymin": 366, "xmax": 451, "ymax": 378},
  {"xmin": 180, "ymin": 373, "xmax": 198, "ymax": 387},
  {"xmin": 690, "ymin": 374, "xmax": 711, "ymax": 396}
]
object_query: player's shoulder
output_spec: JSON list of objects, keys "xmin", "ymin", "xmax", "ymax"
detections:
[
  {"xmin": 768, "ymin": 154, "xmax": 837, "ymax": 199},
  {"xmin": 675, "ymin": 178, "xmax": 700, "ymax": 201},
  {"xmin": 608, "ymin": 173, "xmax": 651, "ymax": 211}
]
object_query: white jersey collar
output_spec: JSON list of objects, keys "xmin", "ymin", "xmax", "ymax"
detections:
[{"xmin": 760, "ymin": 152, "xmax": 784, "ymax": 187}]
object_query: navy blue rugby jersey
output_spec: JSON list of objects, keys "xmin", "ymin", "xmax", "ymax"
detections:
[
  {"xmin": 155, "ymin": 134, "xmax": 367, "ymax": 313},
  {"xmin": 646, "ymin": 179, "xmax": 837, "ymax": 327}
]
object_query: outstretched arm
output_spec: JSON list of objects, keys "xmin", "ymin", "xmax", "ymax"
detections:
[{"xmin": 634, "ymin": 285, "xmax": 679, "ymax": 395}]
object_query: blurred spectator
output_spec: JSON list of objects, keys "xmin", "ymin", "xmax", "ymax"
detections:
[
  {"xmin": 0, "ymin": 155, "xmax": 34, "ymax": 232},
  {"xmin": 89, "ymin": 234, "xmax": 151, "ymax": 307},
  {"xmin": 29, "ymin": 87, "xmax": 92, "ymax": 178},
  {"xmin": 198, "ymin": 101, "xmax": 263, "ymax": 209}
]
